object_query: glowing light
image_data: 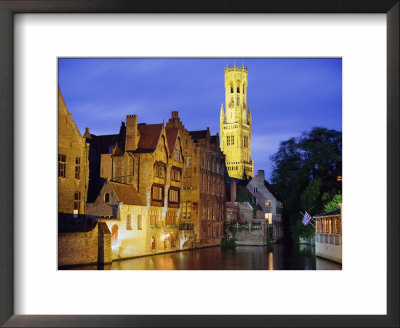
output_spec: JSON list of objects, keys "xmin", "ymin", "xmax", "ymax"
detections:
[
  {"xmin": 268, "ymin": 252, "xmax": 274, "ymax": 270},
  {"xmin": 265, "ymin": 213, "xmax": 272, "ymax": 224}
]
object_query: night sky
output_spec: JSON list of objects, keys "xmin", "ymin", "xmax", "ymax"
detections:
[{"xmin": 58, "ymin": 58, "xmax": 342, "ymax": 181}]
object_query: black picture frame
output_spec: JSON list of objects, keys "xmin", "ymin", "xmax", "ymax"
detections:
[{"xmin": 0, "ymin": 1, "xmax": 398, "ymax": 327}]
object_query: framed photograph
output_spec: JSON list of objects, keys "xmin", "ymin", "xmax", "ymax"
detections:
[{"xmin": 0, "ymin": 1, "xmax": 398, "ymax": 327}]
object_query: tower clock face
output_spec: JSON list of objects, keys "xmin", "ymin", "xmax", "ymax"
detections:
[{"xmin": 228, "ymin": 101, "xmax": 234, "ymax": 108}]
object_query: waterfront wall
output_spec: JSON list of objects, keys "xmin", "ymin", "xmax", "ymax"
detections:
[
  {"xmin": 315, "ymin": 242, "xmax": 342, "ymax": 264},
  {"xmin": 58, "ymin": 222, "xmax": 112, "ymax": 267},
  {"xmin": 235, "ymin": 229, "xmax": 267, "ymax": 246}
]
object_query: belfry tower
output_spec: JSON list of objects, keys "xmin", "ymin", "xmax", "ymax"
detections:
[{"xmin": 220, "ymin": 64, "xmax": 254, "ymax": 179}]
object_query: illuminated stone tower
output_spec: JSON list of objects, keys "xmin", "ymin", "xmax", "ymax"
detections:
[{"xmin": 220, "ymin": 64, "xmax": 254, "ymax": 179}]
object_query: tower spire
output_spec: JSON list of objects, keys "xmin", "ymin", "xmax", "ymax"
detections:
[{"xmin": 220, "ymin": 64, "xmax": 254, "ymax": 179}]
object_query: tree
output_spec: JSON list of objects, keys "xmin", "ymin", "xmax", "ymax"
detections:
[
  {"xmin": 270, "ymin": 127, "xmax": 342, "ymax": 243},
  {"xmin": 323, "ymin": 193, "xmax": 342, "ymax": 212}
]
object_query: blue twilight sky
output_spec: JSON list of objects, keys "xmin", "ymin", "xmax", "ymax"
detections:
[{"xmin": 58, "ymin": 58, "xmax": 342, "ymax": 181}]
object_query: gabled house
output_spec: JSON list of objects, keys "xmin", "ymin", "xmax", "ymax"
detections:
[
  {"xmin": 245, "ymin": 170, "xmax": 284, "ymax": 242},
  {"xmin": 86, "ymin": 179, "xmax": 147, "ymax": 260},
  {"xmin": 58, "ymin": 88, "xmax": 111, "ymax": 267}
]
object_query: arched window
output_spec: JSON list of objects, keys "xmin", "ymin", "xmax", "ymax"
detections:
[
  {"xmin": 151, "ymin": 236, "xmax": 156, "ymax": 250},
  {"xmin": 111, "ymin": 224, "xmax": 118, "ymax": 245},
  {"xmin": 104, "ymin": 193, "xmax": 110, "ymax": 203},
  {"xmin": 237, "ymin": 86, "xmax": 240, "ymax": 93},
  {"xmin": 137, "ymin": 215, "xmax": 143, "ymax": 230},
  {"xmin": 230, "ymin": 85, "xmax": 234, "ymax": 93},
  {"xmin": 126, "ymin": 214, "xmax": 132, "ymax": 230}
]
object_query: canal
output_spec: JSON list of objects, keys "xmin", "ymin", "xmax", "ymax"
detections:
[{"xmin": 68, "ymin": 244, "xmax": 341, "ymax": 270}]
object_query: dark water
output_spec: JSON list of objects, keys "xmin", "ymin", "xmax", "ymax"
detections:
[{"xmin": 68, "ymin": 244, "xmax": 341, "ymax": 270}]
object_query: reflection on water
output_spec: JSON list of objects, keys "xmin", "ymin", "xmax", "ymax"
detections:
[{"xmin": 64, "ymin": 244, "xmax": 341, "ymax": 270}]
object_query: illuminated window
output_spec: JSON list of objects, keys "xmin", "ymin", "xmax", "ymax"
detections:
[
  {"xmin": 126, "ymin": 214, "xmax": 132, "ymax": 230},
  {"xmin": 58, "ymin": 154, "xmax": 66, "ymax": 178},
  {"xmin": 183, "ymin": 202, "xmax": 192, "ymax": 219},
  {"xmin": 265, "ymin": 213, "xmax": 272, "ymax": 224},
  {"xmin": 166, "ymin": 212, "xmax": 177, "ymax": 226},
  {"xmin": 74, "ymin": 157, "xmax": 81, "ymax": 180},
  {"xmin": 171, "ymin": 169, "xmax": 181, "ymax": 182},
  {"xmin": 150, "ymin": 210, "xmax": 160, "ymax": 226},
  {"xmin": 151, "ymin": 236, "xmax": 156, "ymax": 250},
  {"xmin": 137, "ymin": 215, "xmax": 143, "ymax": 230},
  {"xmin": 265, "ymin": 200, "xmax": 272, "ymax": 207},
  {"xmin": 243, "ymin": 136, "xmax": 248, "ymax": 148},
  {"xmin": 168, "ymin": 188, "xmax": 179, "ymax": 203},
  {"xmin": 104, "ymin": 193, "xmax": 110, "ymax": 203},
  {"xmin": 154, "ymin": 165, "xmax": 165, "ymax": 178},
  {"xmin": 73, "ymin": 192, "xmax": 80, "ymax": 218},
  {"xmin": 175, "ymin": 149, "xmax": 180, "ymax": 161},
  {"xmin": 185, "ymin": 156, "xmax": 191, "ymax": 168},
  {"xmin": 334, "ymin": 218, "xmax": 340, "ymax": 234},
  {"xmin": 111, "ymin": 225, "xmax": 118, "ymax": 245},
  {"xmin": 152, "ymin": 185, "xmax": 163, "ymax": 201}
]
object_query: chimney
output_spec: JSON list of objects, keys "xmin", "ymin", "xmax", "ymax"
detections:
[
  {"xmin": 230, "ymin": 179, "xmax": 237, "ymax": 203},
  {"xmin": 83, "ymin": 127, "xmax": 91, "ymax": 139},
  {"xmin": 257, "ymin": 170, "xmax": 265, "ymax": 181},
  {"xmin": 125, "ymin": 114, "xmax": 139, "ymax": 151}
]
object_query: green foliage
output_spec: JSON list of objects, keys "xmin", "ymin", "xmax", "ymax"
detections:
[
  {"xmin": 236, "ymin": 187, "xmax": 258, "ymax": 218},
  {"xmin": 270, "ymin": 127, "xmax": 342, "ymax": 242},
  {"xmin": 220, "ymin": 237, "xmax": 236, "ymax": 248},
  {"xmin": 323, "ymin": 193, "xmax": 342, "ymax": 212},
  {"xmin": 300, "ymin": 178, "xmax": 322, "ymax": 213}
]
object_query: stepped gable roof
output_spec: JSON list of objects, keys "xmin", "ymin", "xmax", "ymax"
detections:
[
  {"xmin": 133, "ymin": 123, "xmax": 163, "ymax": 153},
  {"xmin": 109, "ymin": 181, "xmax": 143, "ymax": 206},
  {"xmin": 263, "ymin": 180, "xmax": 283, "ymax": 202},
  {"xmin": 189, "ymin": 130, "xmax": 208, "ymax": 140},
  {"xmin": 87, "ymin": 178, "xmax": 107, "ymax": 203},
  {"xmin": 166, "ymin": 127, "xmax": 179, "ymax": 155},
  {"xmin": 313, "ymin": 208, "xmax": 341, "ymax": 218},
  {"xmin": 58, "ymin": 88, "xmax": 83, "ymax": 141}
]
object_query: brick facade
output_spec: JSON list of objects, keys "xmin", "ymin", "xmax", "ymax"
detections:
[{"xmin": 58, "ymin": 88, "xmax": 89, "ymax": 216}]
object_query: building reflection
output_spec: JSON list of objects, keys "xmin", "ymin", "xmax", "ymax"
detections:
[{"xmin": 62, "ymin": 245, "xmax": 342, "ymax": 270}]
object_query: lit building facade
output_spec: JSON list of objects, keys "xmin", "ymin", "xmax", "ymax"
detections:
[
  {"xmin": 314, "ymin": 206, "xmax": 342, "ymax": 264},
  {"xmin": 220, "ymin": 64, "xmax": 254, "ymax": 179},
  {"xmin": 245, "ymin": 170, "xmax": 284, "ymax": 242},
  {"xmin": 189, "ymin": 128, "xmax": 226, "ymax": 245}
]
